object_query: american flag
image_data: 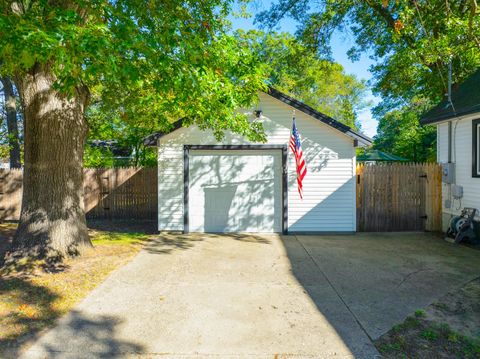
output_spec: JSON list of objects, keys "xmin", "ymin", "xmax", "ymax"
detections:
[{"xmin": 289, "ymin": 117, "xmax": 307, "ymax": 199}]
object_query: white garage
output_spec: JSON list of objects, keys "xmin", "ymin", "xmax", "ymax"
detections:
[{"xmin": 145, "ymin": 88, "xmax": 371, "ymax": 234}]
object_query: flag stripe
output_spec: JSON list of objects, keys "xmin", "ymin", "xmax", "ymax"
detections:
[{"xmin": 290, "ymin": 118, "xmax": 307, "ymax": 199}]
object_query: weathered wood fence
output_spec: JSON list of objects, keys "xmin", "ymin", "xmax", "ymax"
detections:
[
  {"xmin": 84, "ymin": 168, "xmax": 157, "ymax": 220},
  {"xmin": 356, "ymin": 163, "xmax": 442, "ymax": 232},
  {"xmin": 0, "ymin": 168, "xmax": 157, "ymax": 221}
]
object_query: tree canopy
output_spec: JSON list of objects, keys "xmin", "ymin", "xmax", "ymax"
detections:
[
  {"xmin": 257, "ymin": 0, "xmax": 480, "ymax": 112},
  {"xmin": 373, "ymin": 98, "xmax": 436, "ymax": 162},
  {"xmin": 0, "ymin": 1, "xmax": 268, "ymax": 142},
  {"xmin": 257, "ymin": 0, "xmax": 480, "ymax": 160},
  {"xmin": 237, "ymin": 31, "xmax": 367, "ymax": 129}
]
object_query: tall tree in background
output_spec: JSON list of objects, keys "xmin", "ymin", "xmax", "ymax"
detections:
[
  {"xmin": 0, "ymin": 77, "xmax": 21, "ymax": 168},
  {"xmin": 373, "ymin": 98, "xmax": 436, "ymax": 162},
  {"xmin": 257, "ymin": 0, "xmax": 480, "ymax": 156},
  {"xmin": 238, "ymin": 31, "xmax": 367, "ymax": 129},
  {"xmin": 0, "ymin": 1, "xmax": 267, "ymax": 263},
  {"xmin": 83, "ymin": 93, "xmax": 160, "ymax": 168},
  {"xmin": 258, "ymin": 0, "xmax": 480, "ymax": 105}
]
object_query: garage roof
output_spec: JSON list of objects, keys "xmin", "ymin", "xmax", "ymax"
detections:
[{"xmin": 144, "ymin": 87, "xmax": 372, "ymax": 146}]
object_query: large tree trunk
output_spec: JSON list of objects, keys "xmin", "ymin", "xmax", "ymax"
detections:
[
  {"xmin": 1, "ymin": 77, "xmax": 21, "ymax": 168},
  {"xmin": 6, "ymin": 65, "xmax": 92, "ymax": 262}
]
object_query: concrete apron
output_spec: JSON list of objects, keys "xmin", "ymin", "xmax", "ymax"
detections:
[
  {"xmin": 21, "ymin": 233, "xmax": 377, "ymax": 358},
  {"xmin": 21, "ymin": 232, "xmax": 480, "ymax": 358}
]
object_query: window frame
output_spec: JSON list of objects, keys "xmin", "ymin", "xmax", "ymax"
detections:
[{"xmin": 473, "ymin": 119, "xmax": 480, "ymax": 178}]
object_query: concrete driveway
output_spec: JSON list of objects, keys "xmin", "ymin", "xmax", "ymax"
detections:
[{"xmin": 22, "ymin": 232, "xmax": 480, "ymax": 358}]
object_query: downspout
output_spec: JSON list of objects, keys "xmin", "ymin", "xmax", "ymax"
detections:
[
  {"xmin": 445, "ymin": 61, "xmax": 460, "ymax": 213},
  {"xmin": 448, "ymin": 122, "xmax": 452, "ymax": 163},
  {"xmin": 447, "ymin": 61, "xmax": 456, "ymax": 164}
]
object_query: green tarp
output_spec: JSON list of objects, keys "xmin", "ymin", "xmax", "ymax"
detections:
[{"xmin": 357, "ymin": 150, "xmax": 408, "ymax": 162}]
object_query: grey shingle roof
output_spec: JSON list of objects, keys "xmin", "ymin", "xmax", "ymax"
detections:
[{"xmin": 421, "ymin": 69, "xmax": 480, "ymax": 125}]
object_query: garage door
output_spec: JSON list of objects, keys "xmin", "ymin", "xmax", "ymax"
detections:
[{"xmin": 188, "ymin": 150, "xmax": 282, "ymax": 232}]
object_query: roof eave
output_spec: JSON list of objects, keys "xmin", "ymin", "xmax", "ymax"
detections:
[
  {"xmin": 420, "ymin": 108, "xmax": 480, "ymax": 125},
  {"xmin": 143, "ymin": 119, "xmax": 184, "ymax": 146}
]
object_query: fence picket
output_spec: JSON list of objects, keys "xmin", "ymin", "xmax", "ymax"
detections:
[
  {"xmin": 0, "ymin": 167, "xmax": 157, "ymax": 221},
  {"xmin": 355, "ymin": 163, "xmax": 442, "ymax": 232}
]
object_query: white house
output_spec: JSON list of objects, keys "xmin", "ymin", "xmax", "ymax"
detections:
[
  {"xmin": 145, "ymin": 88, "xmax": 372, "ymax": 234},
  {"xmin": 420, "ymin": 70, "xmax": 480, "ymax": 230}
]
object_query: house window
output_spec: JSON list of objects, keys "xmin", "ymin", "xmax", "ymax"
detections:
[{"xmin": 474, "ymin": 119, "xmax": 480, "ymax": 178}]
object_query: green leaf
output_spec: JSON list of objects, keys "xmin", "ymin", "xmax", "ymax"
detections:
[{"xmin": 20, "ymin": 50, "xmax": 35, "ymax": 69}]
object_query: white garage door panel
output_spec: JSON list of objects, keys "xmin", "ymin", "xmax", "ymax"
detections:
[{"xmin": 189, "ymin": 150, "xmax": 282, "ymax": 232}]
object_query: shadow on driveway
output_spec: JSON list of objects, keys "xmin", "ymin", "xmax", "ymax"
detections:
[
  {"xmin": 144, "ymin": 232, "xmax": 272, "ymax": 255},
  {"xmin": 287, "ymin": 232, "xmax": 480, "ymax": 341},
  {"xmin": 19, "ymin": 231, "xmax": 480, "ymax": 358},
  {"xmin": 20, "ymin": 310, "xmax": 144, "ymax": 359}
]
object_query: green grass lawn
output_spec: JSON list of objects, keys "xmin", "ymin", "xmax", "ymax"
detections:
[
  {"xmin": 0, "ymin": 224, "xmax": 153, "ymax": 358},
  {"xmin": 376, "ymin": 281, "xmax": 480, "ymax": 358}
]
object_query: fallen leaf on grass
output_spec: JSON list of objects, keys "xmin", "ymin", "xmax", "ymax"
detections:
[{"xmin": 17, "ymin": 304, "xmax": 38, "ymax": 318}]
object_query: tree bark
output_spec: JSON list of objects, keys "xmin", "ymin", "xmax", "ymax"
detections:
[
  {"xmin": 1, "ymin": 77, "xmax": 22, "ymax": 168},
  {"xmin": 6, "ymin": 64, "xmax": 92, "ymax": 262}
]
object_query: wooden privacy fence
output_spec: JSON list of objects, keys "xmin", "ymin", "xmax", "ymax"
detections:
[
  {"xmin": 0, "ymin": 168, "xmax": 157, "ymax": 221},
  {"xmin": 356, "ymin": 163, "xmax": 442, "ymax": 232},
  {"xmin": 84, "ymin": 168, "xmax": 157, "ymax": 220},
  {"xmin": 0, "ymin": 169, "xmax": 23, "ymax": 221}
]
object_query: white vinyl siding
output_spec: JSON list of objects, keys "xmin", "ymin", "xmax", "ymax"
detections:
[
  {"xmin": 157, "ymin": 92, "xmax": 357, "ymax": 232},
  {"xmin": 158, "ymin": 144, "xmax": 184, "ymax": 229},
  {"xmin": 436, "ymin": 115, "xmax": 480, "ymax": 220},
  {"xmin": 437, "ymin": 123, "xmax": 449, "ymax": 163}
]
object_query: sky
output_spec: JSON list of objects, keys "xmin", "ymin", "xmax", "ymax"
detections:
[{"xmin": 228, "ymin": 2, "xmax": 380, "ymax": 138}]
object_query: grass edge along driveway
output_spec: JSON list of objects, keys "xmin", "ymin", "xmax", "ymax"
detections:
[
  {"xmin": 0, "ymin": 223, "xmax": 153, "ymax": 358},
  {"xmin": 376, "ymin": 277, "xmax": 480, "ymax": 358}
]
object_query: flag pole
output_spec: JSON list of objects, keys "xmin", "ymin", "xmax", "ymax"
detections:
[{"xmin": 292, "ymin": 110, "xmax": 296, "ymax": 131}]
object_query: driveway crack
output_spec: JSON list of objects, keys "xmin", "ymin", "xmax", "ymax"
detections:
[
  {"xmin": 396, "ymin": 269, "xmax": 428, "ymax": 288},
  {"xmin": 293, "ymin": 235, "xmax": 375, "ymax": 344}
]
